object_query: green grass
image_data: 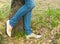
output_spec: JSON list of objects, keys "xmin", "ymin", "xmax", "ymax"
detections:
[
  {"xmin": 32, "ymin": 8, "xmax": 60, "ymax": 31},
  {"xmin": 0, "ymin": 2, "xmax": 10, "ymax": 20},
  {"xmin": 0, "ymin": 3, "xmax": 60, "ymax": 42},
  {"xmin": 14, "ymin": 30, "xmax": 26, "ymax": 39}
]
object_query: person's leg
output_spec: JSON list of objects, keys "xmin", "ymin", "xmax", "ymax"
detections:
[
  {"xmin": 10, "ymin": 0, "xmax": 35, "ymax": 27},
  {"xmin": 23, "ymin": 11, "xmax": 42, "ymax": 39},
  {"xmin": 6, "ymin": 0, "xmax": 41, "ymax": 38},
  {"xmin": 6, "ymin": 0, "xmax": 35, "ymax": 37},
  {"xmin": 23, "ymin": 10, "xmax": 32, "ymax": 35}
]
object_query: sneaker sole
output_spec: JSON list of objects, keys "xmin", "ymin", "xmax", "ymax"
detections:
[{"xmin": 5, "ymin": 22, "xmax": 11, "ymax": 37}]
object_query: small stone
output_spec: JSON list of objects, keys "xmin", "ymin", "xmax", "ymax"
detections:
[{"xmin": 48, "ymin": 40, "xmax": 52, "ymax": 42}]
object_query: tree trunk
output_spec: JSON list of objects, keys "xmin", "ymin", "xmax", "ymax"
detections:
[{"xmin": 8, "ymin": 0, "xmax": 25, "ymax": 37}]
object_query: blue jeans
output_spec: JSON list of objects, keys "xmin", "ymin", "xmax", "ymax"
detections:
[{"xmin": 9, "ymin": 0, "xmax": 35, "ymax": 35}]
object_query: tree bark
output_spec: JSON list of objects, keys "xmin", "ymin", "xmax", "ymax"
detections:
[{"xmin": 8, "ymin": 0, "xmax": 25, "ymax": 36}]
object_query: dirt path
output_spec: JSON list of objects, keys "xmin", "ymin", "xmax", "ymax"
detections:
[{"xmin": 0, "ymin": 25, "xmax": 59, "ymax": 44}]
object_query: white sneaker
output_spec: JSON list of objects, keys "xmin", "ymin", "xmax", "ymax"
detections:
[
  {"xmin": 26, "ymin": 33, "xmax": 41, "ymax": 39},
  {"xmin": 6, "ymin": 20, "xmax": 12, "ymax": 37}
]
